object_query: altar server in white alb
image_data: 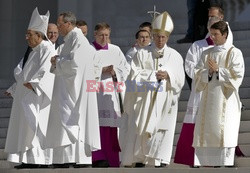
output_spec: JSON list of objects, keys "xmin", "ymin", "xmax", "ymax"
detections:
[
  {"xmin": 193, "ymin": 20, "xmax": 244, "ymax": 166},
  {"xmin": 121, "ymin": 11, "xmax": 185, "ymax": 167},
  {"xmin": 4, "ymin": 8, "xmax": 55, "ymax": 168},
  {"xmin": 44, "ymin": 11, "xmax": 100, "ymax": 166},
  {"xmin": 91, "ymin": 22, "xmax": 130, "ymax": 167}
]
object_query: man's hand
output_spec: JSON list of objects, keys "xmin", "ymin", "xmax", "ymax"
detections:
[
  {"xmin": 23, "ymin": 83, "xmax": 33, "ymax": 90},
  {"xmin": 4, "ymin": 91, "xmax": 11, "ymax": 97},
  {"xmin": 51, "ymin": 55, "xmax": 59, "ymax": 66},
  {"xmin": 208, "ymin": 58, "xmax": 218, "ymax": 75},
  {"xmin": 156, "ymin": 70, "xmax": 169, "ymax": 81},
  {"xmin": 102, "ymin": 65, "xmax": 114, "ymax": 74}
]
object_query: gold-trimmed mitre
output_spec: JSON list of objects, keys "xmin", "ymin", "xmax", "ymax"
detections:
[{"xmin": 152, "ymin": 11, "xmax": 174, "ymax": 36}]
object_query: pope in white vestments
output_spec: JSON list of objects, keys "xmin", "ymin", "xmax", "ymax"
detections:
[
  {"xmin": 193, "ymin": 21, "xmax": 244, "ymax": 166},
  {"xmin": 121, "ymin": 11, "xmax": 185, "ymax": 167},
  {"xmin": 44, "ymin": 12, "xmax": 100, "ymax": 165},
  {"xmin": 4, "ymin": 8, "xmax": 55, "ymax": 167}
]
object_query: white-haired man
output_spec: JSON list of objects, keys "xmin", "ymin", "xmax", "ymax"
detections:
[
  {"xmin": 4, "ymin": 7, "xmax": 55, "ymax": 169},
  {"xmin": 45, "ymin": 11, "xmax": 100, "ymax": 168}
]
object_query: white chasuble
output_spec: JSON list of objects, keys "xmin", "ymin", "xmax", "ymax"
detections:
[{"xmin": 121, "ymin": 44, "xmax": 185, "ymax": 166}]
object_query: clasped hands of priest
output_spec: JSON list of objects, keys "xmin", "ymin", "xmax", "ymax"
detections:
[
  {"xmin": 51, "ymin": 55, "xmax": 59, "ymax": 66},
  {"xmin": 208, "ymin": 58, "xmax": 219, "ymax": 76},
  {"xmin": 102, "ymin": 65, "xmax": 116, "ymax": 78},
  {"xmin": 156, "ymin": 70, "xmax": 169, "ymax": 81}
]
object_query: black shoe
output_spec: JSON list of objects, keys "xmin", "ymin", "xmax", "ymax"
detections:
[
  {"xmin": 52, "ymin": 164, "xmax": 70, "ymax": 168},
  {"xmin": 14, "ymin": 163, "xmax": 40, "ymax": 169},
  {"xmin": 190, "ymin": 166, "xmax": 199, "ymax": 168},
  {"xmin": 38, "ymin": 165, "xmax": 50, "ymax": 168},
  {"xmin": 73, "ymin": 164, "xmax": 92, "ymax": 168},
  {"xmin": 135, "ymin": 162, "xmax": 145, "ymax": 168},
  {"xmin": 155, "ymin": 163, "xmax": 167, "ymax": 168},
  {"xmin": 177, "ymin": 36, "xmax": 193, "ymax": 44},
  {"xmin": 92, "ymin": 160, "xmax": 109, "ymax": 168}
]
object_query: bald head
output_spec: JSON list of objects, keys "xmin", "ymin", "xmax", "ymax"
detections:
[{"xmin": 47, "ymin": 23, "xmax": 59, "ymax": 44}]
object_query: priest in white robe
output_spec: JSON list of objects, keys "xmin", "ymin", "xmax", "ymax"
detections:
[
  {"xmin": 174, "ymin": 16, "xmax": 232, "ymax": 166},
  {"xmin": 121, "ymin": 11, "xmax": 185, "ymax": 167},
  {"xmin": 4, "ymin": 8, "xmax": 55, "ymax": 168},
  {"xmin": 91, "ymin": 22, "xmax": 130, "ymax": 167},
  {"xmin": 125, "ymin": 29, "xmax": 151, "ymax": 65},
  {"xmin": 193, "ymin": 21, "xmax": 244, "ymax": 166},
  {"xmin": 44, "ymin": 12, "xmax": 100, "ymax": 166}
]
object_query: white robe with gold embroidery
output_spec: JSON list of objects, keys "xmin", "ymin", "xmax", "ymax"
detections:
[
  {"xmin": 121, "ymin": 44, "xmax": 185, "ymax": 166},
  {"xmin": 193, "ymin": 44, "xmax": 244, "ymax": 166}
]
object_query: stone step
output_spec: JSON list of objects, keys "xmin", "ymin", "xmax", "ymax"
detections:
[
  {"xmin": 175, "ymin": 120, "xmax": 250, "ymax": 135},
  {"xmin": 230, "ymin": 21, "xmax": 250, "ymax": 31},
  {"xmin": 242, "ymin": 77, "xmax": 250, "ymax": 88},
  {"xmin": 173, "ymin": 21, "xmax": 250, "ymax": 35},
  {"xmin": 0, "ymin": 164, "xmax": 249, "ymax": 172},
  {"xmin": 0, "ymin": 80, "xmax": 13, "ymax": 90},
  {"xmin": 170, "ymin": 30, "xmax": 250, "ymax": 43},
  {"xmin": 0, "ymin": 118, "xmax": 9, "ymax": 128},
  {"xmin": 173, "ymin": 132, "xmax": 250, "ymax": 147},
  {"xmin": 0, "ymin": 98, "xmax": 12, "ymax": 108},
  {"xmin": 0, "ymin": 128, "xmax": 7, "ymax": 138},
  {"xmin": 239, "ymin": 121, "xmax": 250, "ymax": 133},
  {"xmin": 0, "ymin": 108, "xmax": 11, "ymax": 118},
  {"xmin": 177, "ymin": 109, "xmax": 250, "ymax": 123},
  {"xmin": 180, "ymin": 87, "xmax": 250, "ymax": 101},
  {"xmin": 178, "ymin": 98, "xmax": 250, "ymax": 112},
  {"xmin": 233, "ymin": 30, "xmax": 250, "ymax": 41},
  {"xmin": 0, "ymin": 139, "xmax": 5, "ymax": 150},
  {"xmin": 235, "ymin": 157, "xmax": 250, "ymax": 168},
  {"xmin": 238, "ymin": 144, "xmax": 250, "ymax": 157},
  {"xmin": 238, "ymin": 132, "xmax": 250, "ymax": 145},
  {"xmin": 241, "ymin": 99, "xmax": 250, "ymax": 110},
  {"xmin": 0, "ymin": 89, "xmax": 8, "ymax": 98}
]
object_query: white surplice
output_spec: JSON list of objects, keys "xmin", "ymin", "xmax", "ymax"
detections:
[
  {"xmin": 5, "ymin": 40, "xmax": 55, "ymax": 164},
  {"xmin": 93, "ymin": 43, "xmax": 130, "ymax": 128},
  {"xmin": 125, "ymin": 46, "xmax": 139, "ymax": 65},
  {"xmin": 193, "ymin": 42, "xmax": 244, "ymax": 166},
  {"xmin": 44, "ymin": 28, "xmax": 101, "ymax": 164},
  {"xmin": 121, "ymin": 44, "xmax": 185, "ymax": 166}
]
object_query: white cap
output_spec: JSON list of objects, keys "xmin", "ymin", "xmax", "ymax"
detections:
[
  {"xmin": 28, "ymin": 7, "xmax": 50, "ymax": 38},
  {"xmin": 152, "ymin": 11, "xmax": 174, "ymax": 36}
]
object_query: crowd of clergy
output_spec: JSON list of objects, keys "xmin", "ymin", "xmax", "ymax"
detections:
[{"xmin": 3, "ymin": 0, "xmax": 245, "ymax": 169}]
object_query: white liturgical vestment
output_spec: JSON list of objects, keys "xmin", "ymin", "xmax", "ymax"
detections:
[
  {"xmin": 121, "ymin": 44, "xmax": 185, "ymax": 166},
  {"xmin": 45, "ymin": 28, "xmax": 101, "ymax": 164},
  {"xmin": 5, "ymin": 40, "xmax": 55, "ymax": 164},
  {"xmin": 193, "ymin": 43, "xmax": 244, "ymax": 166}
]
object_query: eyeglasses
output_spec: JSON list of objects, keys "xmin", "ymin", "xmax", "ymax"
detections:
[
  {"xmin": 25, "ymin": 33, "xmax": 37, "ymax": 38},
  {"xmin": 57, "ymin": 21, "xmax": 68, "ymax": 27}
]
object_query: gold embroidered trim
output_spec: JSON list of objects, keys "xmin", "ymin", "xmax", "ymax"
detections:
[
  {"xmin": 220, "ymin": 46, "xmax": 234, "ymax": 147},
  {"xmin": 161, "ymin": 12, "xmax": 167, "ymax": 32},
  {"xmin": 229, "ymin": 69, "xmax": 237, "ymax": 80},
  {"xmin": 199, "ymin": 83, "xmax": 208, "ymax": 147}
]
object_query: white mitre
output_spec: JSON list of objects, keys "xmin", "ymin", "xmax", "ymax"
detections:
[
  {"xmin": 28, "ymin": 7, "xmax": 50, "ymax": 38},
  {"xmin": 152, "ymin": 11, "xmax": 174, "ymax": 36}
]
